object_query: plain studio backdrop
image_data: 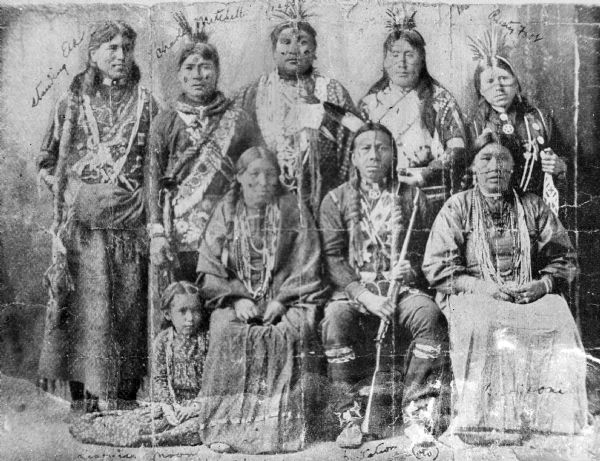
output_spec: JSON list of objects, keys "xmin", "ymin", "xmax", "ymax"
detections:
[{"xmin": 0, "ymin": 1, "xmax": 598, "ymax": 381}]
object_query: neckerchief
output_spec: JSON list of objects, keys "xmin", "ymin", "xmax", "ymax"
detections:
[{"xmin": 175, "ymin": 92, "xmax": 231, "ymax": 120}]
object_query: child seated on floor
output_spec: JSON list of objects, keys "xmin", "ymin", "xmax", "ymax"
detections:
[{"xmin": 69, "ymin": 281, "xmax": 209, "ymax": 447}]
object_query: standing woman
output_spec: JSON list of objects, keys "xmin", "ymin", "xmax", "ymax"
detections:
[
  {"xmin": 38, "ymin": 21, "xmax": 156, "ymax": 411},
  {"xmin": 359, "ymin": 10, "xmax": 467, "ymax": 212},
  {"xmin": 195, "ymin": 146, "xmax": 326, "ymax": 454},
  {"xmin": 147, "ymin": 15, "xmax": 256, "ymax": 281},
  {"xmin": 469, "ymin": 29, "xmax": 567, "ymax": 215}
]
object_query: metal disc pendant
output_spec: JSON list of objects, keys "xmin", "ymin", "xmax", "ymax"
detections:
[
  {"xmin": 502, "ymin": 123, "xmax": 515, "ymax": 135},
  {"xmin": 532, "ymin": 122, "xmax": 541, "ymax": 131},
  {"xmin": 499, "ymin": 113, "xmax": 509, "ymax": 122},
  {"xmin": 368, "ymin": 188, "xmax": 381, "ymax": 200},
  {"xmin": 537, "ymin": 136, "xmax": 545, "ymax": 145}
]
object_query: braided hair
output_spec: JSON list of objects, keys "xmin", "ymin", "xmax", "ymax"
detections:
[{"xmin": 347, "ymin": 122, "xmax": 403, "ymax": 270}]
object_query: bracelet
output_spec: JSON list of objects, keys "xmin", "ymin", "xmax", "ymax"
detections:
[{"xmin": 541, "ymin": 276, "xmax": 553, "ymax": 294}]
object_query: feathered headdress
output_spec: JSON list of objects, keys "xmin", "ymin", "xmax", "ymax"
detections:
[
  {"xmin": 468, "ymin": 28, "xmax": 513, "ymax": 70},
  {"xmin": 173, "ymin": 10, "xmax": 208, "ymax": 45},
  {"xmin": 271, "ymin": 0, "xmax": 314, "ymax": 24},
  {"xmin": 383, "ymin": 7, "xmax": 424, "ymax": 44},
  {"xmin": 385, "ymin": 7, "xmax": 417, "ymax": 34},
  {"xmin": 268, "ymin": 0, "xmax": 317, "ymax": 47}
]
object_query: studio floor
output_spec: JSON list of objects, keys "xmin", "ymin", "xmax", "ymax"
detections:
[{"xmin": 1, "ymin": 373, "xmax": 599, "ymax": 461}]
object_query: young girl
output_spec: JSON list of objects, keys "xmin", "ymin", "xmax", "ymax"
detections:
[{"xmin": 69, "ymin": 281, "xmax": 209, "ymax": 447}]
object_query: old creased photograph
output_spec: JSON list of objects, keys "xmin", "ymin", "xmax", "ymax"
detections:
[{"xmin": 0, "ymin": 0, "xmax": 599, "ymax": 459}]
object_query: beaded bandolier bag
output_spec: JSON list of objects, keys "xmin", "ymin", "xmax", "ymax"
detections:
[
  {"xmin": 468, "ymin": 29, "xmax": 560, "ymax": 215},
  {"xmin": 158, "ymin": 13, "xmax": 237, "ymax": 276}
]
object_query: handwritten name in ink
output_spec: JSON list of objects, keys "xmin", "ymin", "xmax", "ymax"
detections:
[
  {"xmin": 156, "ymin": 27, "xmax": 186, "ymax": 59},
  {"xmin": 483, "ymin": 382, "xmax": 565, "ymax": 396},
  {"xmin": 195, "ymin": 5, "xmax": 245, "ymax": 26},
  {"xmin": 156, "ymin": 6, "xmax": 245, "ymax": 59},
  {"xmin": 61, "ymin": 31, "xmax": 85, "ymax": 58},
  {"xmin": 343, "ymin": 442, "xmax": 408, "ymax": 460},
  {"xmin": 489, "ymin": 9, "xmax": 543, "ymax": 43},
  {"xmin": 76, "ymin": 451, "xmax": 216, "ymax": 460},
  {"xmin": 31, "ymin": 64, "xmax": 69, "ymax": 108}
]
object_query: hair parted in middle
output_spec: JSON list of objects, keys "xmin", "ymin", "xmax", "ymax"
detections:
[
  {"xmin": 365, "ymin": 9, "xmax": 439, "ymax": 139},
  {"xmin": 71, "ymin": 20, "xmax": 140, "ymax": 96},
  {"xmin": 160, "ymin": 280, "xmax": 203, "ymax": 313}
]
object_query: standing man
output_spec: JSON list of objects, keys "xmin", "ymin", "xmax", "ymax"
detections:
[
  {"xmin": 147, "ymin": 15, "xmax": 256, "ymax": 282},
  {"xmin": 38, "ymin": 20, "xmax": 156, "ymax": 411},
  {"xmin": 359, "ymin": 10, "xmax": 467, "ymax": 213},
  {"xmin": 235, "ymin": 5, "xmax": 355, "ymax": 213}
]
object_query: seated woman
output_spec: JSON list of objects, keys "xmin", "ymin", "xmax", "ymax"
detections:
[
  {"xmin": 194, "ymin": 146, "xmax": 326, "ymax": 454},
  {"xmin": 69, "ymin": 281, "xmax": 208, "ymax": 447},
  {"xmin": 422, "ymin": 131, "xmax": 587, "ymax": 445}
]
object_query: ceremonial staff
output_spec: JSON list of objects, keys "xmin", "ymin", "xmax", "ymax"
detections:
[{"xmin": 362, "ymin": 187, "xmax": 422, "ymax": 435}]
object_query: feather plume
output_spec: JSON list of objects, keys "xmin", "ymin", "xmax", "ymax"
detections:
[
  {"xmin": 173, "ymin": 11, "xmax": 208, "ymax": 44},
  {"xmin": 468, "ymin": 28, "xmax": 510, "ymax": 64},
  {"xmin": 271, "ymin": 0, "xmax": 314, "ymax": 23},
  {"xmin": 385, "ymin": 7, "xmax": 417, "ymax": 34}
]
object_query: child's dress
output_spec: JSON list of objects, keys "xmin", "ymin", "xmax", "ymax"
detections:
[{"xmin": 69, "ymin": 327, "xmax": 208, "ymax": 447}]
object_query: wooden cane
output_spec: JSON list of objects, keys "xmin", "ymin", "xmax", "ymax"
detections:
[{"xmin": 361, "ymin": 187, "xmax": 422, "ymax": 435}]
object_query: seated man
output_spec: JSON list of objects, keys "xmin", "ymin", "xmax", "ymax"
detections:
[{"xmin": 319, "ymin": 122, "xmax": 447, "ymax": 448}]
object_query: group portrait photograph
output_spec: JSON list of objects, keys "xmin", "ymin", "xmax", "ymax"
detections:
[{"xmin": 0, "ymin": 0, "xmax": 599, "ymax": 460}]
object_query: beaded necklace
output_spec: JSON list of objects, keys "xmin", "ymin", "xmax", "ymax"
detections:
[
  {"xmin": 471, "ymin": 187, "xmax": 531, "ymax": 286},
  {"xmin": 233, "ymin": 201, "xmax": 280, "ymax": 300}
]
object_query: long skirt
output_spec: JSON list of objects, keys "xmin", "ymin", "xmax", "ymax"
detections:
[
  {"xmin": 195, "ymin": 306, "xmax": 316, "ymax": 454},
  {"xmin": 38, "ymin": 224, "xmax": 148, "ymax": 400},
  {"xmin": 444, "ymin": 293, "xmax": 587, "ymax": 442},
  {"xmin": 69, "ymin": 406, "xmax": 201, "ymax": 447}
]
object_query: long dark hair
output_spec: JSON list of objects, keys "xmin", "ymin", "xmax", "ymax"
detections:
[
  {"xmin": 70, "ymin": 20, "xmax": 140, "ymax": 97},
  {"xmin": 366, "ymin": 30, "xmax": 438, "ymax": 136},
  {"xmin": 347, "ymin": 123, "xmax": 403, "ymax": 270}
]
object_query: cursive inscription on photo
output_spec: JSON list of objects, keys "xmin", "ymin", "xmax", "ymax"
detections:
[{"xmin": 489, "ymin": 8, "xmax": 543, "ymax": 42}]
